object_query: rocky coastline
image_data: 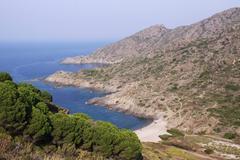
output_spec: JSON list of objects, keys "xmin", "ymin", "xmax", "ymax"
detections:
[
  {"xmin": 45, "ymin": 8, "xmax": 240, "ymax": 142},
  {"xmin": 45, "ymin": 70, "xmax": 160, "ymax": 119},
  {"xmin": 45, "ymin": 70, "xmax": 168, "ymax": 142}
]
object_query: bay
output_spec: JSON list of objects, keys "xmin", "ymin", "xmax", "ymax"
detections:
[{"xmin": 0, "ymin": 42, "xmax": 150, "ymax": 129}]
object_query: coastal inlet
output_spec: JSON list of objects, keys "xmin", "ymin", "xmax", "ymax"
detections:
[{"xmin": 0, "ymin": 42, "xmax": 151, "ymax": 130}]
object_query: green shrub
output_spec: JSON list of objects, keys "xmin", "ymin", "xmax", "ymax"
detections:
[
  {"xmin": 81, "ymin": 121, "xmax": 95, "ymax": 150},
  {"xmin": 114, "ymin": 130, "xmax": 142, "ymax": 160},
  {"xmin": 169, "ymin": 83, "xmax": 178, "ymax": 92},
  {"xmin": 209, "ymin": 106, "xmax": 240, "ymax": 127},
  {"xmin": 225, "ymin": 84, "xmax": 240, "ymax": 91},
  {"xmin": 50, "ymin": 113, "xmax": 77, "ymax": 145},
  {"xmin": 0, "ymin": 81, "xmax": 30, "ymax": 134},
  {"xmin": 224, "ymin": 132, "xmax": 236, "ymax": 140},
  {"xmin": 72, "ymin": 113, "xmax": 90, "ymax": 121},
  {"xmin": 93, "ymin": 121, "xmax": 119, "ymax": 157},
  {"xmin": 40, "ymin": 91, "xmax": 53, "ymax": 102},
  {"xmin": 204, "ymin": 148, "xmax": 214, "ymax": 154},
  {"xmin": 25, "ymin": 107, "xmax": 52, "ymax": 143},
  {"xmin": 167, "ymin": 128, "xmax": 184, "ymax": 137},
  {"xmin": 72, "ymin": 114, "xmax": 92, "ymax": 146},
  {"xmin": 159, "ymin": 134, "xmax": 172, "ymax": 141},
  {"xmin": 35, "ymin": 102, "xmax": 49, "ymax": 114},
  {"xmin": 213, "ymin": 128, "xmax": 221, "ymax": 133},
  {"xmin": 0, "ymin": 72, "xmax": 12, "ymax": 82},
  {"xmin": 18, "ymin": 83, "xmax": 41, "ymax": 106}
]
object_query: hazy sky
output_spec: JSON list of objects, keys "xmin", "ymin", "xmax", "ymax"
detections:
[{"xmin": 0, "ymin": 0, "xmax": 239, "ymax": 42}]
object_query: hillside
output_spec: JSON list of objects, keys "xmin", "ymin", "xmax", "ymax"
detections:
[
  {"xmin": 62, "ymin": 25, "xmax": 169, "ymax": 64},
  {"xmin": 62, "ymin": 7, "xmax": 240, "ymax": 65},
  {"xmin": 47, "ymin": 7, "xmax": 240, "ymax": 134},
  {"xmin": 43, "ymin": 7, "xmax": 240, "ymax": 159}
]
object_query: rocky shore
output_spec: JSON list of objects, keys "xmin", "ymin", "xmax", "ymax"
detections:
[
  {"xmin": 45, "ymin": 70, "xmax": 162, "ymax": 119},
  {"xmin": 45, "ymin": 70, "xmax": 168, "ymax": 142}
]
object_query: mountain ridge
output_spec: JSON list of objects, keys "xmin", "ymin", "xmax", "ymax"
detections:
[
  {"xmin": 47, "ymin": 7, "xmax": 240, "ymax": 138},
  {"xmin": 62, "ymin": 7, "xmax": 240, "ymax": 64}
]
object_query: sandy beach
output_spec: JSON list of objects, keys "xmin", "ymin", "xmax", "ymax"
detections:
[{"xmin": 134, "ymin": 117, "xmax": 168, "ymax": 142}]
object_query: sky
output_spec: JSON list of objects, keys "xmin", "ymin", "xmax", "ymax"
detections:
[{"xmin": 0, "ymin": 0, "xmax": 240, "ymax": 42}]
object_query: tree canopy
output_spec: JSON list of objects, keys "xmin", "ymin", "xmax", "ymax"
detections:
[
  {"xmin": 0, "ymin": 72, "xmax": 12, "ymax": 82},
  {"xmin": 0, "ymin": 72, "xmax": 142, "ymax": 160}
]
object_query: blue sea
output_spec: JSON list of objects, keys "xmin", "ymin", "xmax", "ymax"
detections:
[{"xmin": 0, "ymin": 42, "xmax": 150, "ymax": 130}]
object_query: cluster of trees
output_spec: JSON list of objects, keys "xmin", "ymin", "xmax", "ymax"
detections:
[{"xmin": 0, "ymin": 72, "xmax": 142, "ymax": 160}]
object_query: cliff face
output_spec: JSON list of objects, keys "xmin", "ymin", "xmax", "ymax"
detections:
[{"xmin": 49, "ymin": 8, "xmax": 240, "ymax": 134}]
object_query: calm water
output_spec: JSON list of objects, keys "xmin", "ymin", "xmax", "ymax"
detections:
[{"xmin": 0, "ymin": 42, "xmax": 150, "ymax": 130}]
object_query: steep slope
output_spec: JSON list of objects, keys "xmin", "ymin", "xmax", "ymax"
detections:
[
  {"xmin": 62, "ymin": 7, "xmax": 240, "ymax": 64},
  {"xmin": 62, "ymin": 25, "xmax": 169, "ymax": 64},
  {"xmin": 47, "ymin": 8, "xmax": 240, "ymax": 136}
]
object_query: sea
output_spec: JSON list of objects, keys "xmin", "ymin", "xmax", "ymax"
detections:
[{"xmin": 0, "ymin": 42, "xmax": 150, "ymax": 130}]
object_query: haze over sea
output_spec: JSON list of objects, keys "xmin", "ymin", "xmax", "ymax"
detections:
[{"xmin": 0, "ymin": 42, "xmax": 150, "ymax": 129}]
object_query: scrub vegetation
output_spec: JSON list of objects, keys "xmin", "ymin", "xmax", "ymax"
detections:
[{"xmin": 0, "ymin": 72, "xmax": 142, "ymax": 160}]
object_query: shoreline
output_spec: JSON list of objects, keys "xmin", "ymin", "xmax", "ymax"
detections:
[
  {"xmin": 134, "ymin": 116, "xmax": 168, "ymax": 142},
  {"xmin": 44, "ymin": 71, "xmax": 168, "ymax": 142}
]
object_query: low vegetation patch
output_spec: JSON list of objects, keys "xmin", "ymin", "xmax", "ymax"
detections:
[
  {"xmin": 225, "ymin": 83, "xmax": 240, "ymax": 91},
  {"xmin": 204, "ymin": 148, "xmax": 214, "ymax": 154},
  {"xmin": 167, "ymin": 128, "xmax": 185, "ymax": 137},
  {"xmin": 224, "ymin": 132, "xmax": 237, "ymax": 140},
  {"xmin": 159, "ymin": 134, "xmax": 173, "ymax": 141},
  {"xmin": 208, "ymin": 105, "xmax": 240, "ymax": 127},
  {"xmin": 82, "ymin": 69, "xmax": 111, "ymax": 81}
]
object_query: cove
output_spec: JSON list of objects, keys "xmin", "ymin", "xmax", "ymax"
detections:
[{"xmin": 0, "ymin": 42, "xmax": 151, "ymax": 130}]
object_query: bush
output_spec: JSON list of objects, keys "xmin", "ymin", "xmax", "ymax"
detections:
[
  {"xmin": 167, "ymin": 128, "xmax": 185, "ymax": 137},
  {"xmin": 50, "ymin": 113, "xmax": 77, "ymax": 145},
  {"xmin": 0, "ymin": 81, "xmax": 18, "ymax": 106},
  {"xmin": 213, "ymin": 128, "xmax": 221, "ymax": 133},
  {"xmin": 72, "ymin": 113, "xmax": 93, "ymax": 148},
  {"xmin": 81, "ymin": 121, "xmax": 95, "ymax": 150},
  {"xmin": 209, "ymin": 106, "xmax": 240, "ymax": 127},
  {"xmin": 225, "ymin": 84, "xmax": 240, "ymax": 91},
  {"xmin": 35, "ymin": 102, "xmax": 49, "ymax": 114},
  {"xmin": 159, "ymin": 134, "xmax": 172, "ymax": 141},
  {"xmin": 40, "ymin": 91, "xmax": 53, "ymax": 102},
  {"xmin": 114, "ymin": 130, "xmax": 142, "ymax": 160},
  {"xmin": 0, "ymin": 72, "xmax": 12, "ymax": 82},
  {"xmin": 93, "ymin": 121, "xmax": 119, "ymax": 157},
  {"xmin": 18, "ymin": 83, "xmax": 41, "ymax": 106},
  {"xmin": 25, "ymin": 107, "xmax": 52, "ymax": 143},
  {"xmin": 224, "ymin": 132, "xmax": 236, "ymax": 140},
  {"xmin": 204, "ymin": 148, "xmax": 214, "ymax": 154},
  {"xmin": 0, "ymin": 81, "xmax": 30, "ymax": 134},
  {"xmin": 72, "ymin": 113, "xmax": 90, "ymax": 121}
]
